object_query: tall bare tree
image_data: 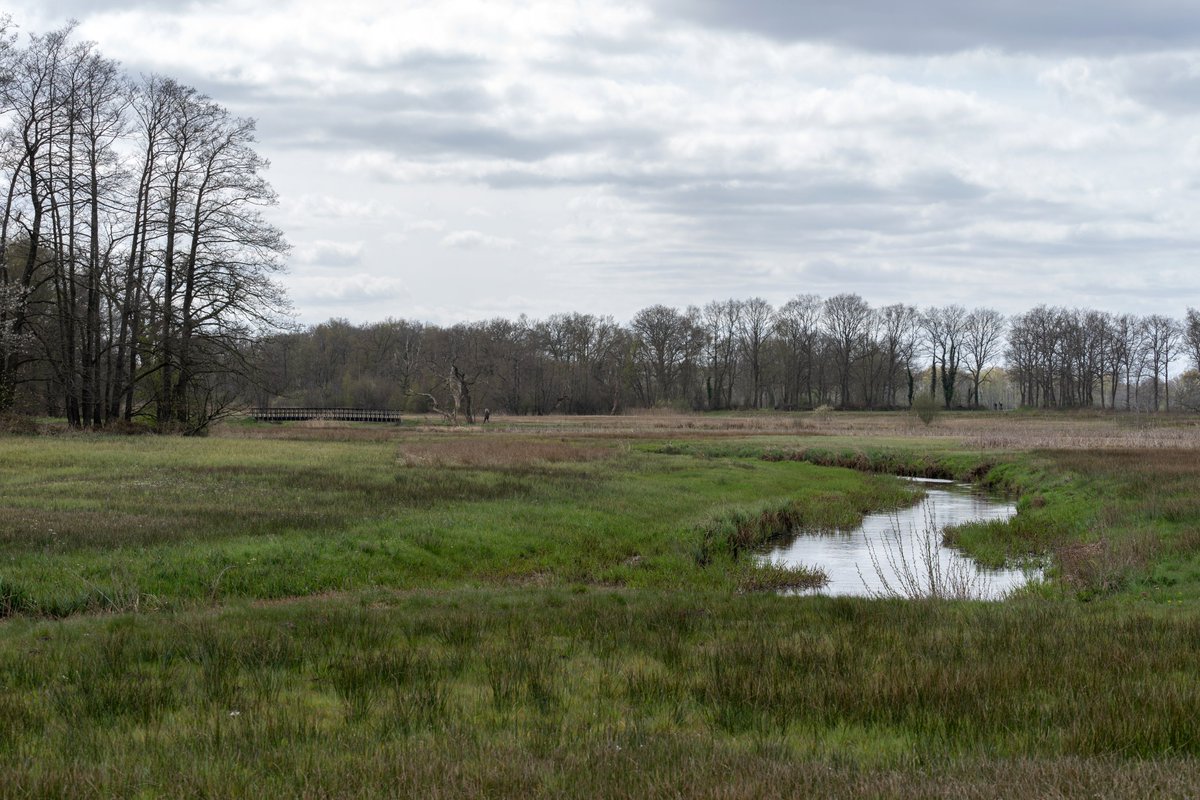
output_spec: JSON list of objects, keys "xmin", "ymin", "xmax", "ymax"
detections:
[
  {"xmin": 876, "ymin": 303, "xmax": 920, "ymax": 408},
  {"xmin": 963, "ymin": 307, "xmax": 1005, "ymax": 408},
  {"xmin": 922, "ymin": 305, "xmax": 967, "ymax": 408},
  {"xmin": 630, "ymin": 304, "xmax": 702, "ymax": 408},
  {"xmin": 737, "ymin": 297, "xmax": 772, "ymax": 409},
  {"xmin": 823, "ymin": 293, "xmax": 871, "ymax": 408},
  {"xmin": 701, "ymin": 299, "xmax": 740, "ymax": 409},
  {"xmin": 1143, "ymin": 314, "xmax": 1181, "ymax": 411},
  {"xmin": 773, "ymin": 293, "xmax": 823, "ymax": 409},
  {"xmin": 1185, "ymin": 308, "xmax": 1200, "ymax": 375}
]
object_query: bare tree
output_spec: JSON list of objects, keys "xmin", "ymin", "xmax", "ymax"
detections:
[
  {"xmin": 1185, "ymin": 308, "xmax": 1200, "ymax": 375},
  {"xmin": 0, "ymin": 283, "xmax": 32, "ymax": 409},
  {"xmin": 0, "ymin": 26, "xmax": 287, "ymax": 430},
  {"xmin": 1107, "ymin": 313, "xmax": 1141, "ymax": 410},
  {"xmin": 877, "ymin": 303, "xmax": 920, "ymax": 408},
  {"xmin": 701, "ymin": 299, "xmax": 740, "ymax": 409},
  {"xmin": 630, "ymin": 304, "xmax": 701, "ymax": 408},
  {"xmin": 823, "ymin": 293, "xmax": 871, "ymax": 408},
  {"xmin": 411, "ymin": 322, "xmax": 493, "ymax": 423},
  {"xmin": 1143, "ymin": 314, "xmax": 1181, "ymax": 411},
  {"xmin": 922, "ymin": 305, "xmax": 967, "ymax": 409},
  {"xmin": 737, "ymin": 297, "xmax": 772, "ymax": 409},
  {"xmin": 112, "ymin": 74, "xmax": 172, "ymax": 422},
  {"xmin": 141, "ymin": 83, "xmax": 288, "ymax": 428},
  {"xmin": 71, "ymin": 42, "xmax": 126, "ymax": 425},
  {"xmin": 773, "ymin": 294, "xmax": 823, "ymax": 409},
  {"xmin": 962, "ymin": 308, "xmax": 1005, "ymax": 408},
  {"xmin": 0, "ymin": 27, "xmax": 74, "ymax": 414}
]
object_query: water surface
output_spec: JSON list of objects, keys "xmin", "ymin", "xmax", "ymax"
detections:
[{"xmin": 762, "ymin": 479, "xmax": 1029, "ymax": 599}]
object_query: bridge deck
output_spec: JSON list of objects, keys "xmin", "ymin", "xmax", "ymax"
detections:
[{"xmin": 250, "ymin": 408, "xmax": 403, "ymax": 423}]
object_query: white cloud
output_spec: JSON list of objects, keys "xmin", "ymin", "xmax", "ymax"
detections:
[
  {"xmin": 282, "ymin": 194, "xmax": 410, "ymax": 221},
  {"xmin": 10, "ymin": 0, "xmax": 1200, "ymax": 324},
  {"xmin": 290, "ymin": 272, "xmax": 406, "ymax": 303},
  {"xmin": 292, "ymin": 239, "xmax": 366, "ymax": 266},
  {"xmin": 440, "ymin": 230, "xmax": 518, "ymax": 250}
]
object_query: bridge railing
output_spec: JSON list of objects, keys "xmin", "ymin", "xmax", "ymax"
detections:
[{"xmin": 249, "ymin": 407, "xmax": 403, "ymax": 423}]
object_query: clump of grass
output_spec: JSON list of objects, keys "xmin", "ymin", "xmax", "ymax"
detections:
[
  {"xmin": 690, "ymin": 475, "xmax": 917, "ymax": 566},
  {"xmin": 391, "ymin": 469, "xmax": 535, "ymax": 506},
  {"xmin": 1054, "ymin": 533, "xmax": 1161, "ymax": 600},
  {"xmin": 692, "ymin": 502, "xmax": 810, "ymax": 564},
  {"xmin": 0, "ymin": 580, "xmax": 33, "ymax": 617},
  {"xmin": 734, "ymin": 559, "xmax": 827, "ymax": 593}
]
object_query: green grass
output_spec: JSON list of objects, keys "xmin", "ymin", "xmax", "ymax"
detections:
[
  {"xmin": 0, "ymin": 431, "xmax": 912, "ymax": 614},
  {"xmin": 2, "ymin": 590, "xmax": 1200, "ymax": 797},
  {"xmin": 3, "ymin": 415, "xmax": 1200, "ymax": 797}
]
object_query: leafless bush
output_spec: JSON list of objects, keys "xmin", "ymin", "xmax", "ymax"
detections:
[{"xmin": 859, "ymin": 503, "xmax": 994, "ymax": 600}]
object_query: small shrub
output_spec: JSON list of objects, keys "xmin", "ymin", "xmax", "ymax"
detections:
[
  {"xmin": 910, "ymin": 394, "xmax": 940, "ymax": 426},
  {"xmin": 1055, "ymin": 534, "xmax": 1160, "ymax": 600}
]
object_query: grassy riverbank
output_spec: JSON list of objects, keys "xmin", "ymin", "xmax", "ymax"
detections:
[
  {"xmin": 0, "ymin": 428, "xmax": 912, "ymax": 614},
  {"xmin": 2, "ymin": 411, "xmax": 1200, "ymax": 797}
]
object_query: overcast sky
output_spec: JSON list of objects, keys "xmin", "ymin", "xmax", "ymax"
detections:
[{"xmin": 8, "ymin": 1, "xmax": 1200, "ymax": 325}]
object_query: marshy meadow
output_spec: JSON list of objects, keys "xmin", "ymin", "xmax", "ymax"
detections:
[{"xmin": 2, "ymin": 410, "xmax": 1200, "ymax": 797}]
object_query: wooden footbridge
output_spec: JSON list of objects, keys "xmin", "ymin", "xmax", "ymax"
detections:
[{"xmin": 249, "ymin": 407, "xmax": 403, "ymax": 423}]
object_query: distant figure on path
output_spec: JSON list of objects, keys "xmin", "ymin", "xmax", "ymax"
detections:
[{"xmin": 483, "ymin": 408, "xmax": 491, "ymax": 423}]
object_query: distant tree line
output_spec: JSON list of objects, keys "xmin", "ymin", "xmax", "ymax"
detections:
[
  {"xmin": 0, "ymin": 22, "xmax": 288, "ymax": 430},
  {"xmin": 253, "ymin": 300, "xmax": 1200, "ymax": 421}
]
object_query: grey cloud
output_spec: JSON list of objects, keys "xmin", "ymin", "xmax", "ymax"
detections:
[
  {"xmin": 160, "ymin": 73, "xmax": 498, "ymax": 119},
  {"xmin": 1120, "ymin": 56, "xmax": 1200, "ymax": 113},
  {"xmin": 360, "ymin": 50, "xmax": 493, "ymax": 79},
  {"xmin": 653, "ymin": 171, "xmax": 989, "ymax": 216},
  {"xmin": 15, "ymin": 0, "xmax": 177, "ymax": 16},
  {"xmin": 288, "ymin": 116, "xmax": 662, "ymax": 164},
  {"xmin": 294, "ymin": 240, "xmax": 365, "ymax": 267},
  {"xmin": 175, "ymin": 79, "xmax": 663, "ymax": 164},
  {"xmin": 653, "ymin": 0, "xmax": 1200, "ymax": 54},
  {"xmin": 370, "ymin": 121, "xmax": 658, "ymax": 162},
  {"xmin": 594, "ymin": 166, "xmax": 1200, "ymax": 274}
]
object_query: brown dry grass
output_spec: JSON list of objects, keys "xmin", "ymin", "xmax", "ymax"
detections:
[
  {"xmin": 216, "ymin": 420, "xmax": 403, "ymax": 442},
  {"xmin": 212, "ymin": 409, "xmax": 1200, "ymax": 450},
  {"xmin": 1049, "ymin": 446, "xmax": 1200, "ymax": 477},
  {"xmin": 481, "ymin": 410, "xmax": 1200, "ymax": 450}
]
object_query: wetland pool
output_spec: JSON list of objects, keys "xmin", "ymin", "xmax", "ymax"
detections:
[{"xmin": 761, "ymin": 478, "xmax": 1032, "ymax": 599}]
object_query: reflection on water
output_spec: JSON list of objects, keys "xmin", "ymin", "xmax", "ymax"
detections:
[{"xmin": 761, "ymin": 480, "xmax": 1030, "ymax": 599}]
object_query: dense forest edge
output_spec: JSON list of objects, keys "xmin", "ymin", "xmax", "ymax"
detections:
[{"xmin": 246, "ymin": 301, "xmax": 1200, "ymax": 423}]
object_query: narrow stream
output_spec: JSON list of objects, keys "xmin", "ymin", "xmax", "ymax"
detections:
[{"xmin": 762, "ymin": 478, "xmax": 1031, "ymax": 599}]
